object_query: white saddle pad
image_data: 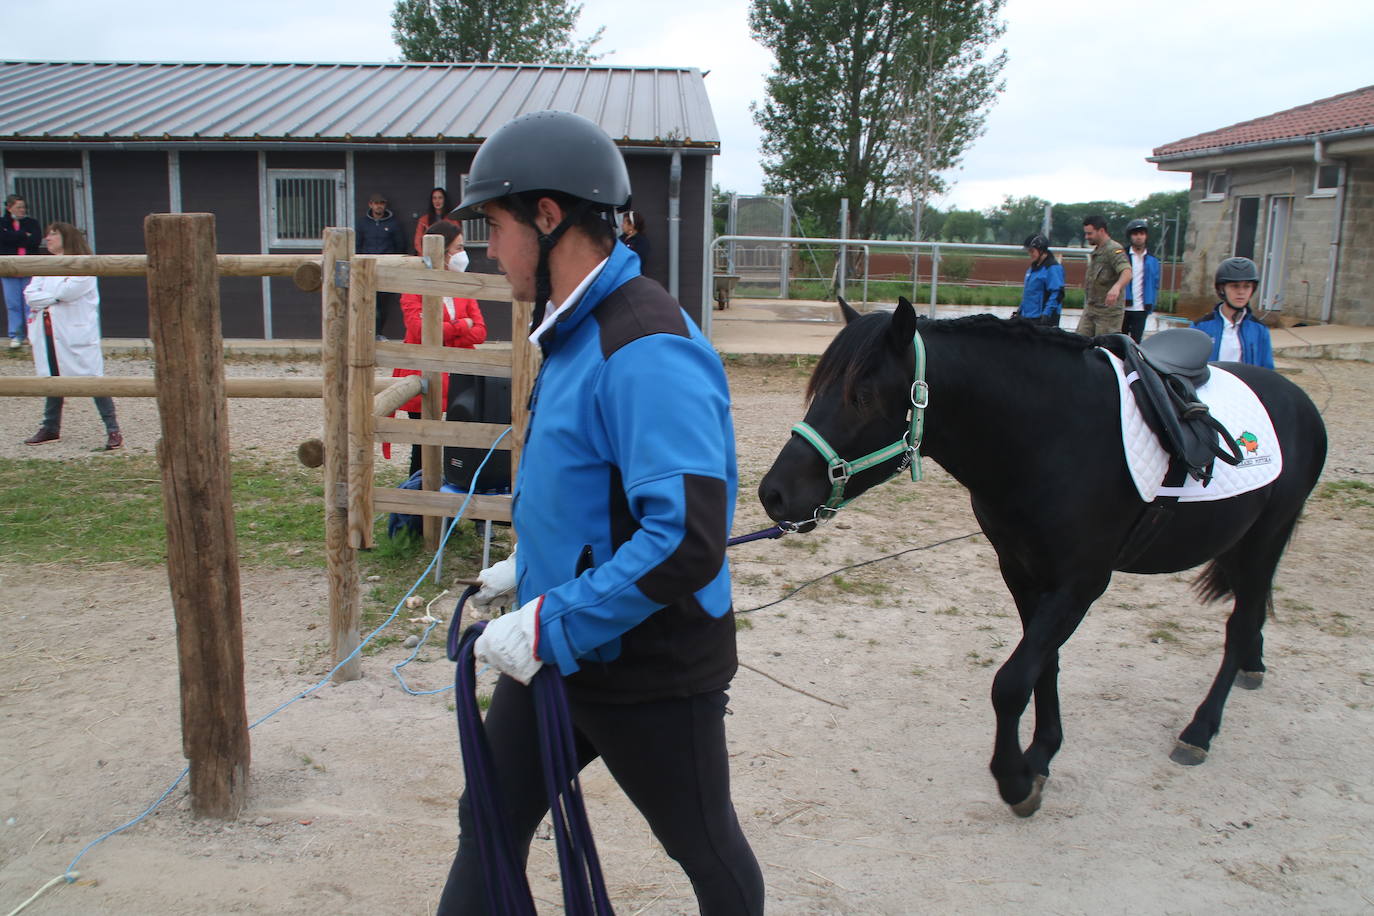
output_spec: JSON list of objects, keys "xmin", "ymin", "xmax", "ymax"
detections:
[{"xmin": 1100, "ymin": 349, "xmax": 1282, "ymax": 503}]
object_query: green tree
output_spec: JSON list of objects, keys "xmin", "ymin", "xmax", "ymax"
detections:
[
  {"xmin": 750, "ymin": 0, "xmax": 1006, "ymax": 240},
  {"xmin": 392, "ymin": 0, "xmax": 603, "ymax": 64},
  {"xmin": 985, "ymin": 194, "xmax": 1049, "ymax": 245},
  {"xmin": 941, "ymin": 208, "xmax": 986, "ymax": 242}
]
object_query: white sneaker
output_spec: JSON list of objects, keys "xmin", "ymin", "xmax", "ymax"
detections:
[{"xmin": 7, "ymin": 338, "xmax": 19, "ymax": 349}]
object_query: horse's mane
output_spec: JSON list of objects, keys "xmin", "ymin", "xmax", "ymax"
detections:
[{"xmin": 806, "ymin": 311, "xmax": 1093, "ymax": 410}]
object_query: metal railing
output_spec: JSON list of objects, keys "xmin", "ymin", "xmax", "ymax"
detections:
[{"xmin": 708, "ymin": 235, "xmax": 1092, "ymax": 321}]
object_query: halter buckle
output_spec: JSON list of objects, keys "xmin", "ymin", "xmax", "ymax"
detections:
[{"xmin": 910, "ymin": 380, "xmax": 930, "ymax": 409}]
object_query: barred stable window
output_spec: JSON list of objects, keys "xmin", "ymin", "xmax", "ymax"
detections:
[
  {"xmin": 268, "ymin": 170, "xmax": 345, "ymax": 248},
  {"xmin": 5, "ymin": 169, "xmax": 86, "ymax": 240},
  {"xmin": 458, "ymin": 173, "xmax": 489, "ymax": 245}
]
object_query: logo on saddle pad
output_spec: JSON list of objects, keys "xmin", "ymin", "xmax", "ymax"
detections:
[{"xmin": 1233, "ymin": 431, "xmax": 1271, "ymax": 468}]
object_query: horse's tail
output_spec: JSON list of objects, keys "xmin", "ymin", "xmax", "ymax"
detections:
[{"xmin": 1192, "ymin": 560, "xmax": 1233, "ymax": 605}]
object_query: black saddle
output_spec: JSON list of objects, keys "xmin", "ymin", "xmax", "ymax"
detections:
[{"xmin": 1097, "ymin": 329, "xmax": 1243, "ymax": 485}]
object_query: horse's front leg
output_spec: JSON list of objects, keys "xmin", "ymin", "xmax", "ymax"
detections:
[{"xmin": 988, "ymin": 586, "xmax": 1096, "ymax": 817}]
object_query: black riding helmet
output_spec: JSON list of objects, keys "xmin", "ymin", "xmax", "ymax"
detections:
[
  {"xmin": 450, "ymin": 110, "xmax": 632, "ymax": 329},
  {"xmin": 1125, "ymin": 218, "xmax": 1149, "ymax": 237},
  {"xmin": 1214, "ymin": 256, "xmax": 1259, "ymax": 296},
  {"xmin": 1022, "ymin": 233, "xmax": 1051, "ymax": 253}
]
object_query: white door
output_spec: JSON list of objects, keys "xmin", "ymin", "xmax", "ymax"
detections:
[{"xmin": 1259, "ymin": 196, "xmax": 1291, "ymax": 311}]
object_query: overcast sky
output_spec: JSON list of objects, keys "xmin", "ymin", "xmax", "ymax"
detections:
[{"xmin": 7, "ymin": 0, "xmax": 1372, "ymax": 213}]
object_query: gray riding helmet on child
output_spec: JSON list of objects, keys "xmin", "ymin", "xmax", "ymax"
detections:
[
  {"xmin": 450, "ymin": 110, "xmax": 632, "ymax": 328},
  {"xmin": 1214, "ymin": 256, "xmax": 1259, "ymax": 297}
]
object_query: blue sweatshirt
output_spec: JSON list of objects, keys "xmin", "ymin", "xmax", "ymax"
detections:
[{"xmin": 514, "ymin": 241, "xmax": 739, "ymax": 702}]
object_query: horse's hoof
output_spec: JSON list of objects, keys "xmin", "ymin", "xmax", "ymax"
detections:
[
  {"xmin": 1235, "ymin": 670, "xmax": 1264, "ymax": 690},
  {"xmin": 1009, "ymin": 774, "xmax": 1047, "ymax": 818},
  {"xmin": 1170, "ymin": 741, "xmax": 1208, "ymax": 766}
]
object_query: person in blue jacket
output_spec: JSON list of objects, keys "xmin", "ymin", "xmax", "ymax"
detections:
[
  {"xmin": 438, "ymin": 110, "xmax": 764, "ymax": 916},
  {"xmin": 1193, "ymin": 256, "xmax": 1274, "ymax": 369},
  {"xmin": 1016, "ymin": 234, "xmax": 1064, "ymax": 327},
  {"xmin": 355, "ymin": 192, "xmax": 406, "ymax": 338},
  {"xmin": 1120, "ymin": 218, "xmax": 1161, "ymax": 342}
]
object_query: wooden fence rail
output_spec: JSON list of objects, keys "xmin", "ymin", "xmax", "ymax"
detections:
[{"xmin": 0, "ymin": 217, "xmax": 536, "ymax": 817}]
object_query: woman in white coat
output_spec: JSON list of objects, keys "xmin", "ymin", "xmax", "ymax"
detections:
[{"xmin": 22, "ymin": 222, "xmax": 122, "ymax": 449}]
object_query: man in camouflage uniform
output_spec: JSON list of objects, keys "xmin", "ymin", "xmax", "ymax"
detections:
[{"xmin": 1076, "ymin": 214, "xmax": 1132, "ymax": 337}]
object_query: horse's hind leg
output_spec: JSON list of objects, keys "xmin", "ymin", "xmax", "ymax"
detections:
[{"xmin": 1172, "ymin": 519, "xmax": 1295, "ymax": 765}]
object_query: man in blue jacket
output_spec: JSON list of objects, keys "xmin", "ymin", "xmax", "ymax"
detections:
[
  {"xmin": 1121, "ymin": 218, "xmax": 1161, "ymax": 342},
  {"xmin": 437, "ymin": 110, "xmax": 763, "ymax": 915},
  {"xmin": 1193, "ymin": 256, "xmax": 1274, "ymax": 368},
  {"xmin": 355, "ymin": 192, "xmax": 405, "ymax": 338}
]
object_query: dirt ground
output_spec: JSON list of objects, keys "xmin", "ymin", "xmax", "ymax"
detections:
[{"xmin": 1, "ymin": 352, "xmax": 1372, "ymax": 915}]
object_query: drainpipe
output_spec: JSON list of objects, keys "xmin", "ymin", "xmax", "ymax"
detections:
[
  {"xmin": 668, "ymin": 143, "xmax": 682, "ymax": 299},
  {"xmin": 1316, "ymin": 138, "xmax": 1346, "ymax": 323}
]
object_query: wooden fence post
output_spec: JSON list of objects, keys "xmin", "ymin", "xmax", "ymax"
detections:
[
  {"xmin": 145, "ymin": 213, "xmax": 250, "ymax": 819},
  {"xmin": 347, "ymin": 257, "xmax": 378, "ymax": 550},
  {"xmin": 322, "ymin": 229, "xmax": 361, "ymax": 682},
  {"xmin": 420, "ymin": 233, "xmax": 446, "ymax": 551}
]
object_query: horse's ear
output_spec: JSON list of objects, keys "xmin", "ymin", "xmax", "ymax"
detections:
[
  {"xmin": 889, "ymin": 297, "xmax": 917, "ymax": 349},
  {"xmin": 837, "ymin": 297, "xmax": 862, "ymax": 324}
]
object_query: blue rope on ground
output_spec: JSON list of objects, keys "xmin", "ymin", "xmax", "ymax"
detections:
[{"xmin": 47, "ymin": 430, "xmax": 514, "ymax": 892}]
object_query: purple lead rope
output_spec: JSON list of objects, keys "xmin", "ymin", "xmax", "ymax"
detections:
[
  {"xmin": 448, "ymin": 588, "xmax": 614, "ymax": 915},
  {"xmin": 727, "ymin": 524, "xmax": 786, "ymax": 547}
]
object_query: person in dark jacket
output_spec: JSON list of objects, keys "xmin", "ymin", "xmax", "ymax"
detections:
[
  {"xmin": 620, "ymin": 209, "xmax": 651, "ymax": 261},
  {"xmin": 356, "ymin": 192, "xmax": 405, "ymax": 338},
  {"xmin": 438, "ymin": 110, "xmax": 764, "ymax": 916},
  {"xmin": 2, "ymin": 195, "xmax": 43, "ymax": 348},
  {"xmin": 1193, "ymin": 256, "xmax": 1274, "ymax": 368},
  {"xmin": 1120, "ymin": 218, "xmax": 1161, "ymax": 342},
  {"xmin": 1016, "ymin": 234, "xmax": 1064, "ymax": 326}
]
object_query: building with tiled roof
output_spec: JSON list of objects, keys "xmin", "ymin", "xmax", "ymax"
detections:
[
  {"xmin": 0, "ymin": 61, "xmax": 721, "ymax": 338},
  {"xmin": 1148, "ymin": 87, "xmax": 1374, "ymax": 325}
]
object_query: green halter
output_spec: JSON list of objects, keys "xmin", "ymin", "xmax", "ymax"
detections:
[{"xmin": 786, "ymin": 331, "xmax": 928, "ymax": 528}]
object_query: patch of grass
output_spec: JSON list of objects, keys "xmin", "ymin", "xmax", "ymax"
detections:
[
  {"xmin": 966, "ymin": 650, "xmax": 996, "ymax": 668},
  {"xmin": 735, "ymin": 616, "xmax": 754, "ymax": 631},
  {"xmin": 936, "ymin": 605, "xmax": 961, "ymax": 616},
  {"xmin": 831, "ymin": 574, "xmax": 889, "ymax": 596},
  {"xmin": 0, "ymin": 454, "xmax": 497, "ymax": 592},
  {"xmin": 1317, "ymin": 478, "xmax": 1374, "ymax": 509}
]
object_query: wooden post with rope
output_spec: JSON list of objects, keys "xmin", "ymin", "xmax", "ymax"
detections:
[{"xmin": 144, "ymin": 213, "xmax": 251, "ymax": 818}]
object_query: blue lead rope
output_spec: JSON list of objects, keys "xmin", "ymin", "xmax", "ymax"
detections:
[{"xmin": 448, "ymin": 589, "xmax": 614, "ymax": 915}]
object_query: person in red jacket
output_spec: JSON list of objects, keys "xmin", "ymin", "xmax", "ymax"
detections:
[
  {"xmin": 412, "ymin": 187, "xmax": 453, "ymax": 255},
  {"xmin": 387, "ymin": 220, "xmax": 486, "ymax": 474}
]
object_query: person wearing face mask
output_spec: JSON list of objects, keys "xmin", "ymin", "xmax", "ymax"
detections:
[{"xmin": 386, "ymin": 220, "xmax": 486, "ymax": 475}]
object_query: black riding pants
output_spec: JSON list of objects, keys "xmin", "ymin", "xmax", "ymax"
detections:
[
  {"xmin": 1122, "ymin": 309, "xmax": 1148, "ymax": 343},
  {"xmin": 437, "ymin": 676, "xmax": 764, "ymax": 915}
]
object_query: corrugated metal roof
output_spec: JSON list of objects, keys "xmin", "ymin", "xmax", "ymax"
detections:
[
  {"xmin": 1152, "ymin": 85, "xmax": 1374, "ymax": 160},
  {"xmin": 0, "ymin": 61, "xmax": 720, "ymax": 149}
]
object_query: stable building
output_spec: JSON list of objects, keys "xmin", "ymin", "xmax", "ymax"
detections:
[
  {"xmin": 0, "ymin": 60, "xmax": 721, "ymax": 339},
  {"xmin": 1149, "ymin": 85, "xmax": 1374, "ymax": 325}
]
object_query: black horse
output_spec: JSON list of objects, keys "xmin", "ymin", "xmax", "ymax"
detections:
[{"xmin": 758, "ymin": 298, "xmax": 1328, "ymax": 817}]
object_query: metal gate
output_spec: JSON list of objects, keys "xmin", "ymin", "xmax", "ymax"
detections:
[{"xmin": 723, "ymin": 194, "xmax": 791, "ymax": 297}]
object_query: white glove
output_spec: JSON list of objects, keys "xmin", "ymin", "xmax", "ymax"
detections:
[
  {"xmin": 471, "ymin": 548, "xmax": 517, "ymax": 609},
  {"xmin": 474, "ymin": 596, "xmax": 544, "ymax": 685}
]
